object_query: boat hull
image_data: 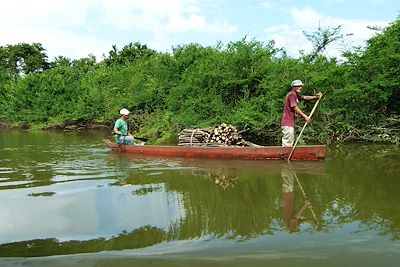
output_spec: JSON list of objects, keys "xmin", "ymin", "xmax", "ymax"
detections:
[{"xmin": 104, "ymin": 140, "xmax": 326, "ymax": 161}]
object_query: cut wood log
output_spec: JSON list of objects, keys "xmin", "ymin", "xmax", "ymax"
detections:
[{"xmin": 178, "ymin": 124, "xmax": 259, "ymax": 147}]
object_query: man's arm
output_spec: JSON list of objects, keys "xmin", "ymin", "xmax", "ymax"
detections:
[
  {"xmin": 294, "ymin": 106, "xmax": 310, "ymax": 123},
  {"xmin": 303, "ymin": 92, "xmax": 323, "ymax": 101},
  {"xmin": 113, "ymin": 127, "xmax": 122, "ymax": 135},
  {"xmin": 113, "ymin": 121, "xmax": 124, "ymax": 136},
  {"xmin": 295, "ymin": 92, "xmax": 322, "ymax": 122}
]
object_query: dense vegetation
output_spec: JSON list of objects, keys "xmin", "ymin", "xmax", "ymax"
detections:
[{"xmin": 0, "ymin": 18, "xmax": 399, "ymax": 145}]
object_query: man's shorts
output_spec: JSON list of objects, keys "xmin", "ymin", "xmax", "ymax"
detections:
[{"xmin": 282, "ymin": 126, "xmax": 294, "ymax": 146}]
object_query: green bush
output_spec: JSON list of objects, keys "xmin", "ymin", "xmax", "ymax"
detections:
[{"xmin": 0, "ymin": 18, "xmax": 399, "ymax": 144}]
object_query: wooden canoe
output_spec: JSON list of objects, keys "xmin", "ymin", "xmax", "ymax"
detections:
[{"xmin": 103, "ymin": 140, "xmax": 326, "ymax": 161}]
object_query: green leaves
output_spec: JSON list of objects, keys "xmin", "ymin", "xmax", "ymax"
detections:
[
  {"xmin": 0, "ymin": 43, "xmax": 49, "ymax": 76},
  {"xmin": 0, "ymin": 18, "xmax": 399, "ymax": 144}
]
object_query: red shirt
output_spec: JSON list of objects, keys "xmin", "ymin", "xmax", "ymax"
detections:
[{"xmin": 281, "ymin": 91, "xmax": 304, "ymax": 127}]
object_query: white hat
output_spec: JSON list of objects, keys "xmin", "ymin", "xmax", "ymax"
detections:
[
  {"xmin": 119, "ymin": 108, "xmax": 130, "ymax": 115},
  {"xmin": 291, "ymin": 80, "xmax": 304, "ymax": 87}
]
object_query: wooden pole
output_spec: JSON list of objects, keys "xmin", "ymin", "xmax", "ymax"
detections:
[
  {"xmin": 287, "ymin": 97, "xmax": 321, "ymax": 161},
  {"xmin": 293, "ymin": 171, "xmax": 319, "ymax": 225}
]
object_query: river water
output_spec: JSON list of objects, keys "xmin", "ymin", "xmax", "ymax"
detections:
[{"xmin": 0, "ymin": 130, "xmax": 399, "ymax": 266}]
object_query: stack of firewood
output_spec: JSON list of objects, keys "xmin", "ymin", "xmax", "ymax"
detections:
[
  {"xmin": 178, "ymin": 128, "xmax": 209, "ymax": 146},
  {"xmin": 205, "ymin": 123, "xmax": 246, "ymax": 146},
  {"xmin": 178, "ymin": 123, "xmax": 250, "ymax": 147}
]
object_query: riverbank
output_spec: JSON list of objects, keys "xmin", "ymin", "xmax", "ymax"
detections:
[{"xmin": 1, "ymin": 116, "xmax": 399, "ymax": 145}]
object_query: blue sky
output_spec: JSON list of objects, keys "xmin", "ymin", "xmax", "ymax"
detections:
[{"xmin": 1, "ymin": 0, "xmax": 398, "ymax": 61}]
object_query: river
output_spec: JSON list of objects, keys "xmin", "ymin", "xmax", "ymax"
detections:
[{"xmin": 0, "ymin": 130, "xmax": 399, "ymax": 266}]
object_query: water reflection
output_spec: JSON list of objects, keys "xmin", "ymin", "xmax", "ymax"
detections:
[
  {"xmin": 0, "ymin": 131, "xmax": 399, "ymax": 262},
  {"xmin": 281, "ymin": 166, "xmax": 319, "ymax": 233},
  {"xmin": 281, "ymin": 166, "xmax": 302, "ymax": 233}
]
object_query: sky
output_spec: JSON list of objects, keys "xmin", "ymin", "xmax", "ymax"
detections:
[{"xmin": 1, "ymin": 0, "xmax": 398, "ymax": 61}]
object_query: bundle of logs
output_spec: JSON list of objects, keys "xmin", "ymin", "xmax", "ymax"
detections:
[{"xmin": 178, "ymin": 123, "xmax": 257, "ymax": 147}]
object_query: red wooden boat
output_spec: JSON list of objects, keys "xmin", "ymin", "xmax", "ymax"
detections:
[{"xmin": 103, "ymin": 140, "xmax": 326, "ymax": 161}]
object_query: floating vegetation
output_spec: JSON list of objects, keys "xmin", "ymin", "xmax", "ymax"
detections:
[
  {"xmin": 27, "ymin": 192, "xmax": 56, "ymax": 197},
  {"xmin": 132, "ymin": 185, "xmax": 162, "ymax": 196},
  {"xmin": 205, "ymin": 171, "xmax": 238, "ymax": 189}
]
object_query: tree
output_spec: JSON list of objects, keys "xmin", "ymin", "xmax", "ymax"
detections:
[
  {"xmin": 0, "ymin": 43, "xmax": 49, "ymax": 76},
  {"xmin": 303, "ymin": 24, "xmax": 344, "ymax": 61},
  {"xmin": 354, "ymin": 18, "xmax": 400, "ymax": 115},
  {"xmin": 50, "ymin": 56, "xmax": 73, "ymax": 68},
  {"xmin": 103, "ymin": 42, "xmax": 156, "ymax": 67}
]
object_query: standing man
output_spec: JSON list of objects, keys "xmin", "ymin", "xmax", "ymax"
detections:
[
  {"xmin": 113, "ymin": 108, "xmax": 134, "ymax": 145},
  {"xmin": 281, "ymin": 80, "xmax": 322, "ymax": 146}
]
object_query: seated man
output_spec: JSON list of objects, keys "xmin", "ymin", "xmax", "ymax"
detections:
[{"xmin": 113, "ymin": 108, "xmax": 134, "ymax": 145}]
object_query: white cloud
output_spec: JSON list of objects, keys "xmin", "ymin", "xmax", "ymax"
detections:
[
  {"xmin": 0, "ymin": 0, "xmax": 92, "ymax": 28},
  {"xmin": 291, "ymin": 7, "xmax": 324, "ymax": 28},
  {"xmin": 94, "ymin": 0, "xmax": 237, "ymax": 53},
  {"xmin": 0, "ymin": 0, "xmax": 101, "ymax": 59},
  {"xmin": 263, "ymin": 24, "xmax": 312, "ymax": 56},
  {"xmin": 263, "ymin": 6, "xmax": 389, "ymax": 59},
  {"xmin": 96, "ymin": 0, "xmax": 236, "ymax": 35},
  {"xmin": 0, "ymin": 0, "xmax": 237, "ymax": 60},
  {"xmin": 261, "ymin": 1, "xmax": 275, "ymax": 9},
  {"xmin": 0, "ymin": 1, "xmax": 391, "ymax": 61},
  {"xmin": 0, "ymin": 24, "xmax": 110, "ymax": 60},
  {"xmin": 264, "ymin": 24, "xmax": 291, "ymax": 34}
]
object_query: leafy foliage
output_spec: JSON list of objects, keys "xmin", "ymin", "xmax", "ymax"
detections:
[
  {"xmin": 0, "ymin": 43, "xmax": 49, "ymax": 76},
  {"xmin": 0, "ymin": 18, "xmax": 399, "ymax": 144},
  {"xmin": 303, "ymin": 24, "xmax": 343, "ymax": 61}
]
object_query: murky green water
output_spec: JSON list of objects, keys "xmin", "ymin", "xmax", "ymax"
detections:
[{"xmin": 0, "ymin": 130, "xmax": 399, "ymax": 266}]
